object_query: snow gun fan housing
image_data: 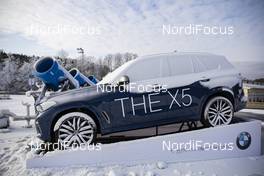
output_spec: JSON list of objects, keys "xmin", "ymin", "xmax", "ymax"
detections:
[
  {"xmin": 69, "ymin": 68, "xmax": 98, "ymax": 87},
  {"xmin": 33, "ymin": 57, "xmax": 97, "ymax": 92},
  {"xmin": 33, "ymin": 57, "xmax": 79, "ymax": 91}
]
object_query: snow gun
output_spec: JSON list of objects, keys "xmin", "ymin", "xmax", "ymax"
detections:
[
  {"xmin": 69, "ymin": 68, "xmax": 98, "ymax": 86},
  {"xmin": 31, "ymin": 57, "xmax": 98, "ymax": 104}
]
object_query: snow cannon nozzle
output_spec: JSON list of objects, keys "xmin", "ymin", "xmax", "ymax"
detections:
[
  {"xmin": 69, "ymin": 68, "xmax": 97, "ymax": 86},
  {"xmin": 33, "ymin": 57, "xmax": 79, "ymax": 91}
]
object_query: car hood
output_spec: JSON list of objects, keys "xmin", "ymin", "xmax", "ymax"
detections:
[{"xmin": 44, "ymin": 85, "xmax": 101, "ymax": 103}]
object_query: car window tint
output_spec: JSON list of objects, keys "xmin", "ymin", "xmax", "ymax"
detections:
[
  {"xmin": 101, "ymin": 60, "xmax": 134, "ymax": 84},
  {"xmin": 125, "ymin": 57, "xmax": 162, "ymax": 82},
  {"xmin": 160, "ymin": 56, "xmax": 170, "ymax": 77},
  {"xmin": 167, "ymin": 55, "xmax": 194, "ymax": 76},
  {"xmin": 192, "ymin": 56, "xmax": 206, "ymax": 73},
  {"xmin": 198, "ymin": 55, "xmax": 233, "ymax": 70}
]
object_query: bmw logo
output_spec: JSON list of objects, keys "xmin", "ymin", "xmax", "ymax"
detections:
[{"xmin": 236, "ymin": 132, "xmax": 251, "ymax": 150}]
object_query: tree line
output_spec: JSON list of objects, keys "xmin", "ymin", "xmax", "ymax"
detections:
[{"xmin": 0, "ymin": 50, "xmax": 137, "ymax": 92}]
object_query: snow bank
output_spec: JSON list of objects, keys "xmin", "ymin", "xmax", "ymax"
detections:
[
  {"xmin": 0, "ymin": 94, "xmax": 35, "ymax": 116},
  {"xmin": 27, "ymin": 119, "xmax": 261, "ymax": 169},
  {"xmin": 241, "ymin": 109, "xmax": 264, "ymax": 115},
  {"xmin": 1, "ymin": 95, "xmax": 264, "ymax": 175}
]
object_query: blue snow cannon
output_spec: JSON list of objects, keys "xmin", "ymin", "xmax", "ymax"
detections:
[
  {"xmin": 33, "ymin": 57, "xmax": 79, "ymax": 91},
  {"xmin": 88, "ymin": 75, "xmax": 98, "ymax": 84},
  {"xmin": 69, "ymin": 68, "xmax": 97, "ymax": 86}
]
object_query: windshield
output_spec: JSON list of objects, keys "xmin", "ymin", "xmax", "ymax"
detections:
[{"xmin": 99, "ymin": 59, "xmax": 136, "ymax": 84}]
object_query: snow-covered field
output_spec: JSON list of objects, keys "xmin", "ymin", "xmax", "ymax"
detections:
[{"xmin": 0, "ymin": 95, "xmax": 264, "ymax": 176}]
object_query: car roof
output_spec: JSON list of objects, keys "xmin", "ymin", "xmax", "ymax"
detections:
[{"xmin": 139, "ymin": 52, "xmax": 224, "ymax": 60}]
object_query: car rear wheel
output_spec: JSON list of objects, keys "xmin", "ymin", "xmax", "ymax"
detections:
[
  {"xmin": 54, "ymin": 112, "xmax": 97, "ymax": 147},
  {"xmin": 203, "ymin": 96, "xmax": 234, "ymax": 127}
]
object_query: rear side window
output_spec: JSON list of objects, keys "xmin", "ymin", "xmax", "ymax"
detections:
[
  {"xmin": 125, "ymin": 57, "xmax": 162, "ymax": 82},
  {"xmin": 192, "ymin": 57, "xmax": 207, "ymax": 73},
  {"xmin": 198, "ymin": 55, "xmax": 233, "ymax": 71},
  {"xmin": 167, "ymin": 55, "xmax": 194, "ymax": 76}
]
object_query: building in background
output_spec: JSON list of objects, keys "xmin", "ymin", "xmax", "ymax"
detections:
[{"xmin": 243, "ymin": 81, "xmax": 264, "ymax": 109}]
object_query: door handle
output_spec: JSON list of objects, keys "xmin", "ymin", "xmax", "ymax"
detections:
[{"xmin": 200, "ymin": 77, "xmax": 210, "ymax": 82}]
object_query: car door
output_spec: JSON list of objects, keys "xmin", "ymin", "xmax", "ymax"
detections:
[
  {"xmin": 108, "ymin": 56, "xmax": 170, "ymax": 131},
  {"xmin": 165, "ymin": 54, "xmax": 208, "ymax": 122}
]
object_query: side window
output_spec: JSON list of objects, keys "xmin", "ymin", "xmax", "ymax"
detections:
[
  {"xmin": 192, "ymin": 57, "xmax": 206, "ymax": 73},
  {"xmin": 198, "ymin": 55, "xmax": 233, "ymax": 71},
  {"xmin": 125, "ymin": 57, "xmax": 162, "ymax": 82},
  {"xmin": 167, "ymin": 55, "xmax": 194, "ymax": 76},
  {"xmin": 161, "ymin": 56, "xmax": 170, "ymax": 77},
  {"xmin": 198, "ymin": 56, "xmax": 219, "ymax": 70}
]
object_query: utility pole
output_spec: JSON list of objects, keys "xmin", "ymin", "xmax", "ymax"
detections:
[{"xmin": 77, "ymin": 48, "xmax": 84, "ymax": 72}]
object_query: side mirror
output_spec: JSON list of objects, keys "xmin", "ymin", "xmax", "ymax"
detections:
[{"xmin": 117, "ymin": 75, "xmax": 130, "ymax": 86}]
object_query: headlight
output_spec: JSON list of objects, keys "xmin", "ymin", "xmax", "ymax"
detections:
[{"xmin": 36, "ymin": 101, "xmax": 56, "ymax": 112}]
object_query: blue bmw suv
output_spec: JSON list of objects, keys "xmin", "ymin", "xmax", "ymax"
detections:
[{"xmin": 34, "ymin": 52, "xmax": 247, "ymax": 146}]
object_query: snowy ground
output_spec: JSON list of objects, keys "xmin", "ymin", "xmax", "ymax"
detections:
[{"xmin": 0, "ymin": 95, "xmax": 264, "ymax": 176}]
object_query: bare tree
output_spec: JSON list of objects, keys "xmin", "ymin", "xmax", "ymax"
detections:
[
  {"xmin": 57, "ymin": 49, "xmax": 69, "ymax": 59},
  {"xmin": 113, "ymin": 53, "xmax": 122, "ymax": 69},
  {"xmin": 104, "ymin": 54, "xmax": 113, "ymax": 71}
]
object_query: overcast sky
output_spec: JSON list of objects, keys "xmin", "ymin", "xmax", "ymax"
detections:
[{"xmin": 0, "ymin": 0, "xmax": 264, "ymax": 61}]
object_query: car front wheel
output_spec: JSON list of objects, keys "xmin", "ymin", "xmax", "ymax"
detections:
[
  {"xmin": 203, "ymin": 96, "xmax": 234, "ymax": 127},
  {"xmin": 54, "ymin": 112, "xmax": 97, "ymax": 147}
]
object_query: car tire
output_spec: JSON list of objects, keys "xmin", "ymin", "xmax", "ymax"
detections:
[
  {"xmin": 202, "ymin": 96, "xmax": 234, "ymax": 127},
  {"xmin": 53, "ymin": 112, "xmax": 97, "ymax": 147}
]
